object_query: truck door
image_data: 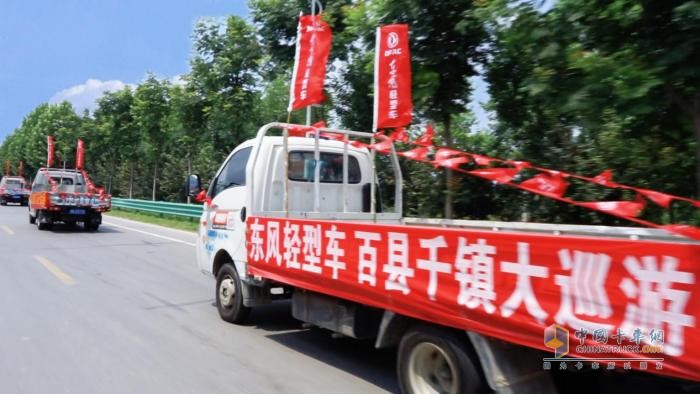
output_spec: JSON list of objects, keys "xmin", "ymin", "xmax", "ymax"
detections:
[{"xmin": 197, "ymin": 147, "xmax": 252, "ymax": 274}]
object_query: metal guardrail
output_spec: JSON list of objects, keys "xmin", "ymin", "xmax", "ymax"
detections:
[{"xmin": 111, "ymin": 198, "xmax": 203, "ymax": 219}]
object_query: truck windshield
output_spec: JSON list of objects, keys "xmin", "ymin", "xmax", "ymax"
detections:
[
  {"xmin": 3, "ymin": 179, "xmax": 23, "ymax": 187},
  {"xmin": 288, "ymin": 152, "xmax": 361, "ymax": 184}
]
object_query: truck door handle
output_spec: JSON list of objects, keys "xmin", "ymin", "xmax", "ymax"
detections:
[{"xmin": 240, "ymin": 206, "xmax": 246, "ymax": 223}]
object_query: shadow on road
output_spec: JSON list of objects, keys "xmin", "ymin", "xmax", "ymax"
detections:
[
  {"xmin": 35, "ymin": 223, "xmax": 122, "ymax": 234},
  {"xmin": 243, "ymin": 301, "xmax": 400, "ymax": 393}
]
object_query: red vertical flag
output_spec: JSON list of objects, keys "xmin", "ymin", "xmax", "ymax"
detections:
[
  {"xmin": 5, "ymin": 160, "xmax": 9, "ymax": 176},
  {"xmin": 47, "ymin": 136, "xmax": 55, "ymax": 167},
  {"xmin": 288, "ymin": 13, "xmax": 333, "ymax": 111},
  {"xmin": 373, "ymin": 24, "xmax": 413, "ymax": 130},
  {"xmin": 18, "ymin": 161, "xmax": 23, "ymax": 177},
  {"xmin": 76, "ymin": 139, "xmax": 85, "ymax": 170}
]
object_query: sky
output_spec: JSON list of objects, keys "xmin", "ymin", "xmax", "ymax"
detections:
[
  {"xmin": 0, "ymin": 0, "xmax": 491, "ymax": 142},
  {"xmin": 0, "ymin": 0, "xmax": 248, "ymax": 141}
]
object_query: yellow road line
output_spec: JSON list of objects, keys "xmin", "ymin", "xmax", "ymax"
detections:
[
  {"xmin": 1, "ymin": 225, "xmax": 14, "ymax": 235},
  {"xmin": 34, "ymin": 256, "xmax": 76, "ymax": 286}
]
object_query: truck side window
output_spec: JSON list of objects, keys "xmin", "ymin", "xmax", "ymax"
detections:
[
  {"xmin": 211, "ymin": 147, "xmax": 252, "ymax": 197},
  {"xmin": 288, "ymin": 151, "xmax": 361, "ymax": 184}
]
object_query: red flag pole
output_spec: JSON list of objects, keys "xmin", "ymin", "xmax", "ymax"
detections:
[
  {"xmin": 47, "ymin": 136, "xmax": 55, "ymax": 167},
  {"xmin": 76, "ymin": 139, "xmax": 85, "ymax": 170}
]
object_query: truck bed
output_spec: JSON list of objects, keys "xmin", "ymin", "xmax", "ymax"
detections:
[{"xmin": 246, "ymin": 214, "xmax": 700, "ymax": 382}]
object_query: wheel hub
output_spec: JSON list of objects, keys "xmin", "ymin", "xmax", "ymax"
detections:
[
  {"xmin": 219, "ymin": 276, "xmax": 236, "ymax": 307},
  {"xmin": 408, "ymin": 342, "xmax": 457, "ymax": 394}
]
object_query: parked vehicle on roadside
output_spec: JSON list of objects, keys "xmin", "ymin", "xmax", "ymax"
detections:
[
  {"xmin": 28, "ymin": 168, "xmax": 111, "ymax": 231},
  {"xmin": 187, "ymin": 122, "xmax": 700, "ymax": 394},
  {"xmin": 0, "ymin": 176, "xmax": 30, "ymax": 206}
]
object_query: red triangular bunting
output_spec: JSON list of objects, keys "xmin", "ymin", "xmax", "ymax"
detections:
[
  {"xmin": 469, "ymin": 168, "xmax": 520, "ymax": 184},
  {"xmin": 472, "ymin": 154, "xmax": 493, "ymax": 166},
  {"xmin": 660, "ymin": 225, "xmax": 700, "ymax": 241},
  {"xmin": 636, "ymin": 188, "xmax": 673, "ymax": 208},
  {"xmin": 389, "ymin": 127, "xmax": 409, "ymax": 143},
  {"xmin": 519, "ymin": 172, "xmax": 569, "ymax": 198},
  {"xmin": 577, "ymin": 200, "xmax": 645, "ymax": 217},
  {"xmin": 319, "ymin": 132, "xmax": 344, "ymax": 141},
  {"xmin": 434, "ymin": 148, "xmax": 467, "ymax": 161},
  {"xmin": 593, "ymin": 169, "xmax": 619, "ymax": 187},
  {"xmin": 434, "ymin": 156, "xmax": 470, "ymax": 170},
  {"xmin": 414, "ymin": 124, "xmax": 435, "ymax": 147},
  {"xmin": 399, "ymin": 147, "xmax": 430, "ymax": 161},
  {"xmin": 350, "ymin": 140, "xmax": 369, "ymax": 149},
  {"xmin": 368, "ymin": 138, "xmax": 394, "ymax": 154},
  {"xmin": 507, "ymin": 160, "xmax": 531, "ymax": 170}
]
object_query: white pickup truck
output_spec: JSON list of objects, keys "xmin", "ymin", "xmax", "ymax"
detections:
[{"xmin": 188, "ymin": 123, "xmax": 700, "ymax": 394}]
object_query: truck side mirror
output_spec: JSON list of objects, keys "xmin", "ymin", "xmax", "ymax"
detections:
[{"xmin": 185, "ymin": 174, "xmax": 202, "ymax": 198}]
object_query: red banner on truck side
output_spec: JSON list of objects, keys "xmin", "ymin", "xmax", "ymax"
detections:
[
  {"xmin": 247, "ymin": 216, "xmax": 700, "ymax": 381},
  {"xmin": 373, "ymin": 24, "xmax": 413, "ymax": 130},
  {"xmin": 288, "ymin": 14, "xmax": 332, "ymax": 112}
]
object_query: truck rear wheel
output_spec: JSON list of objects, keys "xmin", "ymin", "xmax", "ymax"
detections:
[
  {"xmin": 398, "ymin": 325, "xmax": 486, "ymax": 394},
  {"xmin": 216, "ymin": 263, "xmax": 251, "ymax": 324},
  {"xmin": 37, "ymin": 211, "xmax": 52, "ymax": 231},
  {"xmin": 85, "ymin": 213, "xmax": 101, "ymax": 231}
]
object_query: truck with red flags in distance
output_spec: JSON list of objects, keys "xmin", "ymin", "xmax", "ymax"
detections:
[
  {"xmin": 0, "ymin": 175, "xmax": 30, "ymax": 206},
  {"xmin": 28, "ymin": 137, "xmax": 111, "ymax": 231},
  {"xmin": 1, "ymin": 159, "xmax": 29, "ymax": 206}
]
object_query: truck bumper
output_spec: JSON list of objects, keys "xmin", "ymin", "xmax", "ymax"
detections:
[
  {"xmin": 39, "ymin": 208, "xmax": 101, "ymax": 224},
  {"xmin": 1, "ymin": 194, "xmax": 28, "ymax": 204}
]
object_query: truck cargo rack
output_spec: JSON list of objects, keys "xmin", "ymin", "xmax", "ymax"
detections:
[{"xmin": 247, "ymin": 122, "xmax": 403, "ymax": 222}]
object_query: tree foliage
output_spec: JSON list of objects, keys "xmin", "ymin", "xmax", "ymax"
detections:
[{"xmin": 0, "ymin": 1, "xmax": 696, "ymax": 227}]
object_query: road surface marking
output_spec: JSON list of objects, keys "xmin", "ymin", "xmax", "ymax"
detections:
[
  {"xmin": 35, "ymin": 256, "xmax": 76, "ymax": 286},
  {"xmin": 103, "ymin": 221, "xmax": 196, "ymax": 246},
  {"xmin": 1, "ymin": 225, "xmax": 14, "ymax": 235}
]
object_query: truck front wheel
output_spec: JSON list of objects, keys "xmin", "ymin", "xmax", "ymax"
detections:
[
  {"xmin": 216, "ymin": 263, "xmax": 251, "ymax": 324},
  {"xmin": 398, "ymin": 325, "xmax": 486, "ymax": 394}
]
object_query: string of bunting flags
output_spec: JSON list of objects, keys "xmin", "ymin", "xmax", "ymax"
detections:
[
  {"xmin": 282, "ymin": 10, "xmax": 698, "ymax": 241},
  {"xmin": 292, "ymin": 123, "xmax": 700, "ymax": 241}
]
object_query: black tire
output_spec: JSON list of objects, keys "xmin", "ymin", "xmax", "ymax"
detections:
[
  {"xmin": 29, "ymin": 209, "xmax": 36, "ymax": 224},
  {"xmin": 398, "ymin": 325, "xmax": 487, "ymax": 394},
  {"xmin": 36, "ymin": 211, "xmax": 52, "ymax": 230},
  {"xmin": 215, "ymin": 263, "xmax": 251, "ymax": 324},
  {"xmin": 84, "ymin": 213, "xmax": 101, "ymax": 232}
]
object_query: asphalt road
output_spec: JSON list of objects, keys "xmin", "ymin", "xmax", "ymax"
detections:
[{"xmin": 0, "ymin": 205, "xmax": 398, "ymax": 394}]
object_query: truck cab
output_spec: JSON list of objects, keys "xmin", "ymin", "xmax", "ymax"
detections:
[{"xmin": 194, "ymin": 124, "xmax": 397, "ymax": 285}]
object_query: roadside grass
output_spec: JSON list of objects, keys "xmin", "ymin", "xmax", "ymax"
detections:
[{"xmin": 105, "ymin": 207, "xmax": 199, "ymax": 232}]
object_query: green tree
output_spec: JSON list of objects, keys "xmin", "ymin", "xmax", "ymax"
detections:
[
  {"xmin": 189, "ymin": 16, "xmax": 264, "ymax": 154},
  {"xmin": 481, "ymin": 0, "xmax": 699, "ymax": 226},
  {"xmin": 132, "ymin": 75, "xmax": 171, "ymax": 200}
]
